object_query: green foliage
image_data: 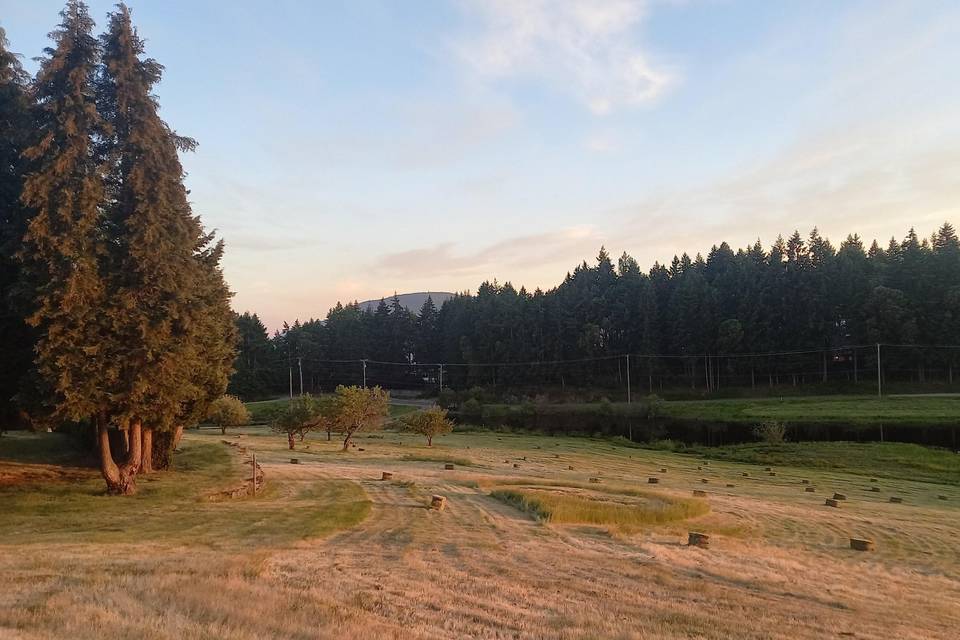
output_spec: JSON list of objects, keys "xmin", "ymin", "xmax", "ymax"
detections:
[
  {"xmin": 330, "ymin": 385, "xmax": 389, "ymax": 449},
  {"xmin": 205, "ymin": 396, "xmax": 250, "ymax": 432},
  {"xmin": 400, "ymin": 406, "xmax": 454, "ymax": 445},
  {"xmin": 752, "ymin": 421, "xmax": 787, "ymax": 444},
  {"xmin": 270, "ymin": 394, "xmax": 328, "ymax": 441}
]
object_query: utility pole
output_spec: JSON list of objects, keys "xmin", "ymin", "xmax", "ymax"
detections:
[
  {"xmin": 438, "ymin": 364, "xmax": 444, "ymax": 393},
  {"xmin": 298, "ymin": 357, "xmax": 303, "ymax": 396},
  {"xmin": 625, "ymin": 354, "xmax": 631, "ymax": 403},
  {"xmin": 876, "ymin": 343, "xmax": 882, "ymax": 398},
  {"xmin": 362, "ymin": 359, "xmax": 367, "ymax": 388}
]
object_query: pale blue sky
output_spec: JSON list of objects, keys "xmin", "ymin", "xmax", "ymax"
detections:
[{"xmin": 3, "ymin": 0, "xmax": 959, "ymax": 329}]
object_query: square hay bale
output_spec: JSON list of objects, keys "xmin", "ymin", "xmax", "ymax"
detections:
[
  {"xmin": 833, "ymin": 493, "xmax": 847, "ymax": 501},
  {"xmin": 889, "ymin": 496, "xmax": 903, "ymax": 504},
  {"xmin": 688, "ymin": 532, "xmax": 710, "ymax": 548},
  {"xmin": 725, "ymin": 483, "xmax": 735, "ymax": 488},
  {"xmin": 514, "ymin": 463, "xmax": 520, "ymax": 468},
  {"xmin": 742, "ymin": 472, "xmax": 750, "ymax": 477},
  {"xmin": 825, "ymin": 498, "xmax": 840, "ymax": 508},
  {"xmin": 768, "ymin": 471, "xmax": 777, "ymax": 476},
  {"xmin": 805, "ymin": 486, "xmax": 816, "ymax": 492},
  {"xmin": 589, "ymin": 477, "xmax": 601, "ymax": 484},
  {"xmin": 801, "ymin": 479, "xmax": 810, "ymax": 484},
  {"xmin": 648, "ymin": 477, "xmax": 660, "ymax": 484},
  {"xmin": 430, "ymin": 495, "xmax": 446, "ymax": 511},
  {"xmin": 850, "ymin": 538, "xmax": 875, "ymax": 551},
  {"xmin": 869, "ymin": 487, "xmax": 880, "ymax": 493},
  {"xmin": 765, "ymin": 467, "xmax": 773, "ymax": 471},
  {"xmin": 660, "ymin": 467, "xmax": 668, "ymax": 473},
  {"xmin": 870, "ymin": 478, "xmax": 878, "ymax": 483},
  {"xmin": 381, "ymin": 471, "xmax": 393, "ymax": 481},
  {"xmin": 290, "ymin": 458, "xmax": 299, "ymax": 464},
  {"xmin": 444, "ymin": 463, "xmax": 455, "ymax": 470},
  {"xmin": 938, "ymin": 495, "xmax": 948, "ymax": 501},
  {"xmin": 692, "ymin": 489, "xmax": 707, "ymax": 497},
  {"xmin": 700, "ymin": 478, "xmax": 709, "ymax": 484},
  {"xmin": 567, "ymin": 465, "xmax": 574, "ymax": 470},
  {"xmin": 697, "ymin": 466, "xmax": 703, "ymax": 471}
]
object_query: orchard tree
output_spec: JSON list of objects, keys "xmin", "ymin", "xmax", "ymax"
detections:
[
  {"xmin": 271, "ymin": 394, "xmax": 326, "ymax": 449},
  {"xmin": 401, "ymin": 406, "xmax": 453, "ymax": 446},
  {"xmin": 206, "ymin": 396, "xmax": 250, "ymax": 435},
  {"xmin": 332, "ymin": 385, "xmax": 389, "ymax": 451}
]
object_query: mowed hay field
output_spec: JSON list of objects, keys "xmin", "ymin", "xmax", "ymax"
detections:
[{"xmin": 1, "ymin": 429, "xmax": 959, "ymax": 639}]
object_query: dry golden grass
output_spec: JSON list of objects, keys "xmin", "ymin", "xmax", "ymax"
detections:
[{"xmin": 1, "ymin": 428, "xmax": 958, "ymax": 639}]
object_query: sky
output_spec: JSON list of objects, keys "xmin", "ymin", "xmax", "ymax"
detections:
[{"xmin": 3, "ymin": 0, "xmax": 960, "ymax": 330}]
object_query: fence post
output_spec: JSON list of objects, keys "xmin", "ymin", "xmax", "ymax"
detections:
[
  {"xmin": 362, "ymin": 359, "xmax": 367, "ymax": 388},
  {"xmin": 439, "ymin": 364, "xmax": 444, "ymax": 393}
]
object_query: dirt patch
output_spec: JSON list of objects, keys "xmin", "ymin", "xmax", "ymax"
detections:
[{"xmin": 0, "ymin": 462, "xmax": 96, "ymax": 487}]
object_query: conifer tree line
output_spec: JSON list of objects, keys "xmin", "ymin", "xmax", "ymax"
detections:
[
  {"xmin": 0, "ymin": 2, "xmax": 236, "ymax": 494},
  {"xmin": 233, "ymin": 223, "xmax": 960, "ymax": 400}
]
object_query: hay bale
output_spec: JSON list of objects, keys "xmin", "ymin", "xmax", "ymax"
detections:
[
  {"xmin": 660, "ymin": 467, "xmax": 667, "ymax": 473},
  {"xmin": 589, "ymin": 477, "xmax": 601, "ymax": 484},
  {"xmin": 513, "ymin": 463, "xmax": 520, "ymax": 468},
  {"xmin": 700, "ymin": 478, "xmax": 709, "ymax": 484},
  {"xmin": 825, "ymin": 498, "xmax": 840, "ymax": 508},
  {"xmin": 850, "ymin": 538, "xmax": 875, "ymax": 551},
  {"xmin": 725, "ymin": 483, "xmax": 735, "ymax": 488},
  {"xmin": 870, "ymin": 478, "xmax": 878, "ymax": 483},
  {"xmin": 430, "ymin": 495, "xmax": 446, "ymax": 511},
  {"xmin": 697, "ymin": 466, "xmax": 703, "ymax": 471},
  {"xmin": 801, "ymin": 479, "xmax": 810, "ymax": 484},
  {"xmin": 765, "ymin": 467, "xmax": 773, "ymax": 471},
  {"xmin": 693, "ymin": 489, "xmax": 707, "ymax": 497},
  {"xmin": 742, "ymin": 472, "xmax": 750, "ymax": 477},
  {"xmin": 688, "ymin": 531, "xmax": 710, "ymax": 548},
  {"xmin": 381, "ymin": 471, "xmax": 393, "ymax": 481},
  {"xmin": 869, "ymin": 486, "xmax": 880, "ymax": 493},
  {"xmin": 768, "ymin": 472, "xmax": 777, "ymax": 476},
  {"xmin": 521, "ymin": 456, "xmax": 527, "ymax": 461},
  {"xmin": 648, "ymin": 477, "xmax": 660, "ymax": 484},
  {"xmin": 805, "ymin": 486, "xmax": 816, "ymax": 492},
  {"xmin": 554, "ymin": 454, "xmax": 560, "ymax": 458},
  {"xmin": 290, "ymin": 458, "xmax": 299, "ymax": 464},
  {"xmin": 889, "ymin": 496, "xmax": 903, "ymax": 503},
  {"xmin": 444, "ymin": 463, "xmax": 454, "ymax": 470},
  {"xmin": 504, "ymin": 459, "xmax": 510, "ymax": 463},
  {"xmin": 567, "ymin": 465, "xmax": 574, "ymax": 470},
  {"xmin": 833, "ymin": 493, "xmax": 847, "ymax": 501},
  {"xmin": 938, "ymin": 495, "xmax": 948, "ymax": 501}
]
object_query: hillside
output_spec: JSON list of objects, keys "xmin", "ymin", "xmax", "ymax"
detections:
[{"xmin": 358, "ymin": 291, "xmax": 454, "ymax": 314}]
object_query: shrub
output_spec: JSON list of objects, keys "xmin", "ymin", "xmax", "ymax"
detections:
[
  {"xmin": 753, "ymin": 421, "xmax": 787, "ymax": 444},
  {"xmin": 206, "ymin": 396, "xmax": 250, "ymax": 434},
  {"xmin": 462, "ymin": 397, "xmax": 482, "ymax": 419},
  {"xmin": 437, "ymin": 388, "xmax": 457, "ymax": 409}
]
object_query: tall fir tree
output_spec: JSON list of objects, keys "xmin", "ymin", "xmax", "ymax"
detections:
[
  {"xmin": 95, "ymin": 4, "xmax": 235, "ymax": 488},
  {"xmin": 0, "ymin": 27, "xmax": 34, "ymax": 424},
  {"xmin": 19, "ymin": 1, "xmax": 114, "ymax": 432}
]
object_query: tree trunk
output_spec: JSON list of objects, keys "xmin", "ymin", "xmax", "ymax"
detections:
[
  {"xmin": 428, "ymin": 435, "xmax": 433, "ymax": 447},
  {"xmin": 172, "ymin": 425, "xmax": 185, "ymax": 449},
  {"xmin": 221, "ymin": 425, "xmax": 226, "ymax": 435},
  {"xmin": 141, "ymin": 426, "xmax": 154, "ymax": 474},
  {"xmin": 99, "ymin": 419, "xmax": 143, "ymax": 495},
  {"xmin": 287, "ymin": 433, "xmax": 295, "ymax": 450},
  {"xmin": 342, "ymin": 433, "xmax": 352, "ymax": 451},
  {"xmin": 326, "ymin": 428, "xmax": 331, "ymax": 441}
]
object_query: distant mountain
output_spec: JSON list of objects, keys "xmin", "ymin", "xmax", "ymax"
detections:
[{"xmin": 358, "ymin": 292, "xmax": 454, "ymax": 315}]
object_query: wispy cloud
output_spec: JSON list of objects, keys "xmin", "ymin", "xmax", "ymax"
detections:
[
  {"xmin": 452, "ymin": 0, "xmax": 674, "ymax": 115},
  {"xmin": 373, "ymin": 226, "xmax": 602, "ymax": 282}
]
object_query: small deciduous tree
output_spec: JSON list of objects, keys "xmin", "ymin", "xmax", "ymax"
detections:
[
  {"xmin": 206, "ymin": 396, "xmax": 250, "ymax": 434},
  {"xmin": 271, "ymin": 394, "xmax": 325, "ymax": 450},
  {"xmin": 401, "ymin": 406, "xmax": 453, "ymax": 446},
  {"xmin": 331, "ymin": 385, "xmax": 389, "ymax": 451}
]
